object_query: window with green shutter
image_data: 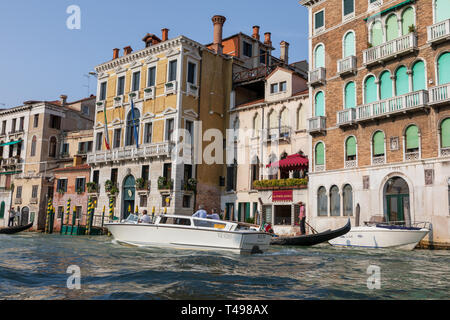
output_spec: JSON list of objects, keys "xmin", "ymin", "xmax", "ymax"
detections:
[
  {"xmin": 315, "ymin": 142, "xmax": 325, "ymax": 165},
  {"xmin": 373, "ymin": 131, "xmax": 385, "ymax": 156},
  {"xmin": 441, "ymin": 118, "xmax": 450, "ymax": 148},
  {"xmin": 314, "ymin": 44, "xmax": 325, "ymax": 69},
  {"xmin": 386, "ymin": 14, "xmax": 399, "ymax": 42},
  {"xmin": 412, "ymin": 61, "xmax": 426, "ymax": 91},
  {"xmin": 315, "ymin": 91, "xmax": 325, "ymax": 117},
  {"xmin": 371, "ymin": 21, "xmax": 383, "ymax": 47},
  {"xmin": 346, "ymin": 136, "xmax": 356, "ymax": 160},
  {"xmin": 405, "ymin": 125, "xmax": 419, "ymax": 151},
  {"xmin": 344, "ymin": 31, "xmax": 355, "ymax": 58},
  {"xmin": 364, "ymin": 76, "xmax": 377, "ymax": 104},
  {"xmin": 436, "ymin": 0, "xmax": 450, "ymax": 23},
  {"xmin": 396, "ymin": 66, "xmax": 409, "ymax": 96},
  {"xmin": 343, "ymin": 0, "xmax": 354, "ymax": 16},
  {"xmin": 380, "ymin": 71, "xmax": 393, "ymax": 100},
  {"xmin": 345, "ymin": 82, "xmax": 356, "ymax": 109},
  {"xmin": 438, "ymin": 52, "xmax": 450, "ymax": 85},
  {"xmin": 315, "ymin": 10, "xmax": 324, "ymax": 30},
  {"xmin": 402, "ymin": 7, "xmax": 415, "ymax": 35}
]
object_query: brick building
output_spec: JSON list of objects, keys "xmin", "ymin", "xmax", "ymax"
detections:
[{"xmin": 300, "ymin": 0, "xmax": 450, "ymax": 246}]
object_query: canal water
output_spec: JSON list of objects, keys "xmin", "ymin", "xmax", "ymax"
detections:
[{"xmin": 0, "ymin": 233, "xmax": 448, "ymax": 300}]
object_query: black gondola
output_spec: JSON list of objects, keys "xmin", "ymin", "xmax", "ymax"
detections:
[
  {"xmin": 0, "ymin": 223, "xmax": 33, "ymax": 235},
  {"xmin": 270, "ymin": 219, "xmax": 351, "ymax": 246}
]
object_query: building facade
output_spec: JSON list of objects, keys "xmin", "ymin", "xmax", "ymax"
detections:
[{"xmin": 300, "ymin": 0, "xmax": 450, "ymax": 246}]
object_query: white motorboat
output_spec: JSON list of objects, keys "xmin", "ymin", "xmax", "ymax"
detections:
[
  {"xmin": 328, "ymin": 221, "xmax": 430, "ymax": 250},
  {"xmin": 105, "ymin": 214, "xmax": 272, "ymax": 254}
]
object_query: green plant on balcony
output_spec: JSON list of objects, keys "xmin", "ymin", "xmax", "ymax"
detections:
[
  {"xmin": 367, "ymin": 42, "xmax": 373, "ymax": 48},
  {"xmin": 184, "ymin": 178, "xmax": 197, "ymax": 192},
  {"xmin": 136, "ymin": 178, "xmax": 149, "ymax": 190},
  {"xmin": 114, "ymin": 96, "xmax": 122, "ymax": 101},
  {"xmin": 129, "ymin": 92, "xmax": 137, "ymax": 98},
  {"xmin": 87, "ymin": 182, "xmax": 99, "ymax": 193},
  {"xmin": 57, "ymin": 188, "xmax": 65, "ymax": 195},
  {"xmin": 144, "ymin": 88, "xmax": 153, "ymax": 93},
  {"xmin": 158, "ymin": 176, "xmax": 173, "ymax": 190},
  {"xmin": 408, "ymin": 24, "xmax": 416, "ymax": 33},
  {"xmin": 96, "ymin": 101, "xmax": 103, "ymax": 106},
  {"xmin": 253, "ymin": 178, "xmax": 308, "ymax": 190},
  {"xmin": 105, "ymin": 180, "xmax": 119, "ymax": 195},
  {"xmin": 76, "ymin": 187, "xmax": 85, "ymax": 195}
]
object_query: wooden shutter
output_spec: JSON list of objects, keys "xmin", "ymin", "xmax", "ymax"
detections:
[
  {"xmin": 412, "ymin": 61, "xmax": 426, "ymax": 91},
  {"xmin": 406, "ymin": 125, "xmax": 419, "ymax": 150},
  {"xmin": 373, "ymin": 131, "xmax": 385, "ymax": 155},
  {"xmin": 315, "ymin": 143, "xmax": 324, "ymax": 165},
  {"xmin": 441, "ymin": 118, "xmax": 450, "ymax": 148},
  {"xmin": 346, "ymin": 136, "xmax": 357, "ymax": 157}
]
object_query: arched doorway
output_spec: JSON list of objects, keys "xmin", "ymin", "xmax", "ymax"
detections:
[
  {"xmin": 122, "ymin": 175, "xmax": 136, "ymax": 220},
  {"xmin": 383, "ymin": 177, "xmax": 411, "ymax": 225},
  {"xmin": 21, "ymin": 207, "xmax": 29, "ymax": 226}
]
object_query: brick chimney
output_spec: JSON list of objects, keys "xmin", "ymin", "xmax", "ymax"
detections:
[
  {"xmin": 211, "ymin": 15, "xmax": 226, "ymax": 54},
  {"xmin": 142, "ymin": 34, "xmax": 162, "ymax": 48},
  {"xmin": 123, "ymin": 46, "xmax": 133, "ymax": 55},
  {"xmin": 60, "ymin": 95, "xmax": 67, "ymax": 106},
  {"xmin": 264, "ymin": 32, "xmax": 272, "ymax": 47},
  {"xmin": 280, "ymin": 41, "xmax": 289, "ymax": 65},
  {"xmin": 113, "ymin": 48, "xmax": 120, "ymax": 60},
  {"xmin": 162, "ymin": 28, "xmax": 169, "ymax": 41},
  {"xmin": 252, "ymin": 26, "xmax": 260, "ymax": 40}
]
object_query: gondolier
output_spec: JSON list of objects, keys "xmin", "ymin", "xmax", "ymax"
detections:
[
  {"xmin": 299, "ymin": 202, "xmax": 306, "ymax": 235},
  {"xmin": 8, "ymin": 208, "xmax": 16, "ymax": 227}
]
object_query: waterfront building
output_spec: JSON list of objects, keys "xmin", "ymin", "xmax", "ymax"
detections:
[{"xmin": 300, "ymin": 0, "xmax": 450, "ymax": 247}]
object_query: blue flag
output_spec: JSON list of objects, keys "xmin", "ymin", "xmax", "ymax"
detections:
[{"xmin": 130, "ymin": 97, "xmax": 139, "ymax": 149}]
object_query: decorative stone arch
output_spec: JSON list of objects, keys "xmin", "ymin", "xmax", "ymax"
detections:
[
  {"xmin": 362, "ymin": 73, "xmax": 378, "ymax": 104},
  {"xmin": 437, "ymin": 116, "xmax": 450, "ymax": 151},
  {"xmin": 342, "ymin": 29, "xmax": 356, "ymax": 58},
  {"xmin": 435, "ymin": 50, "xmax": 450, "ymax": 85}
]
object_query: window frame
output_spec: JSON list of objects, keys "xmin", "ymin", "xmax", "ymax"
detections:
[
  {"xmin": 342, "ymin": 0, "xmax": 355, "ymax": 21},
  {"xmin": 99, "ymin": 81, "xmax": 107, "ymax": 101},
  {"xmin": 314, "ymin": 9, "xmax": 325, "ymax": 34}
]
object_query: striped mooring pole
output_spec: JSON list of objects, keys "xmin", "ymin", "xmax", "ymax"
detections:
[
  {"xmin": 109, "ymin": 197, "xmax": 114, "ymax": 222},
  {"xmin": 45, "ymin": 198, "xmax": 52, "ymax": 234},
  {"xmin": 85, "ymin": 197, "xmax": 92, "ymax": 235}
]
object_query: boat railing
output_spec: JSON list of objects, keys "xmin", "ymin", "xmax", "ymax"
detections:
[{"xmin": 369, "ymin": 220, "xmax": 431, "ymax": 230}]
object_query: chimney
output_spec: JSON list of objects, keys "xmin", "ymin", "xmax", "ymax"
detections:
[
  {"xmin": 162, "ymin": 28, "xmax": 169, "ymax": 41},
  {"xmin": 264, "ymin": 32, "xmax": 272, "ymax": 47},
  {"xmin": 123, "ymin": 46, "xmax": 133, "ymax": 55},
  {"xmin": 142, "ymin": 34, "xmax": 162, "ymax": 48},
  {"xmin": 252, "ymin": 26, "xmax": 260, "ymax": 40},
  {"xmin": 211, "ymin": 15, "xmax": 226, "ymax": 54},
  {"xmin": 113, "ymin": 48, "xmax": 120, "ymax": 60},
  {"xmin": 60, "ymin": 95, "xmax": 67, "ymax": 106},
  {"xmin": 280, "ymin": 41, "xmax": 290, "ymax": 65}
]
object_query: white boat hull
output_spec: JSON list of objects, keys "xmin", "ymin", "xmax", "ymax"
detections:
[
  {"xmin": 328, "ymin": 226, "xmax": 430, "ymax": 250},
  {"xmin": 106, "ymin": 223, "xmax": 272, "ymax": 254}
]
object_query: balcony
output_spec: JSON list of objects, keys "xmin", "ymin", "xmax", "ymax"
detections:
[
  {"xmin": 266, "ymin": 126, "xmax": 292, "ymax": 142},
  {"xmin": 128, "ymin": 91, "xmax": 140, "ymax": 100},
  {"xmin": 308, "ymin": 67, "xmax": 326, "ymax": 86},
  {"xmin": 113, "ymin": 95, "xmax": 124, "ymax": 107},
  {"xmin": 372, "ymin": 155, "xmax": 386, "ymax": 166},
  {"xmin": 308, "ymin": 116, "xmax": 326, "ymax": 133},
  {"xmin": 87, "ymin": 142, "xmax": 173, "ymax": 164},
  {"xmin": 252, "ymin": 178, "xmax": 308, "ymax": 191},
  {"xmin": 337, "ymin": 55, "xmax": 357, "ymax": 76},
  {"xmin": 441, "ymin": 147, "xmax": 450, "ymax": 157},
  {"xmin": 429, "ymin": 83, "xmax": 450, "ymax": 106},
  {"xmin": 96, "ymin": 100, "xmax": 105, "ymax": 112},
  {"xmin": 187, "ymin": 84, "xmax": 199, "ymax": 98},
  {"xmin": 356, "ymin": 90, "xmax": 428, "ymax": 122},
  {"xmin": 344, "ymin": 160, "xmax": 357, "ymax": 169},
  {"xmin": 405, "ymin": 151, "xmax": 420, "ymax": 161},
  {"xmin": 144, "ymin": 87, "xmax": 155, "ymax": 100},
  {"xmin": 363, "ymin": 33, "xmax": 417, "ymax": 67},
  {"xmin": 337, "ymin": 108, "xmax": 357, "ymax": 127},
  {"xmin": 165, "ymin": 81, "xmax": 177, "ymax": 95},
  {"xmin": 427, "ymin": 19, "xmax": 450, "ymax": 45},
  {"xmin": 232, "ymin": 65, "xmax": 276, "ymax": 84}
]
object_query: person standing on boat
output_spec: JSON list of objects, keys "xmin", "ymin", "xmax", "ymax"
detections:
[
  {"xmin": 139, "ymin": 210, "xmax": 151, "ymax": 224},
  {"xmin": 299, "ymin": 202, "xmax": 306, "ymax": 235},
  {"xmin": 192, "ymin": 205, "xmax": 207, "ymax": 219},
  {"xmin": 8, "ymin": 208, "xmax": 16, "ymax": 227},
  {"xmin": 207, "ymin": 208, "xmax": 221, "ymax": 220}
]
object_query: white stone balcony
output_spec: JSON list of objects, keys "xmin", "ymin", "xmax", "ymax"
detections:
[
  {"xmin": 337, "ymin": 108, "xmax": 357, "ymax": 126},
  {"xmin": 87, "ymin": 142, "xmax": 173, "ymax": 164},
  {"xmin": 113, "ymin": 95, "xmax": 124, "ymax": 107},
  {"xmin": 308, "ymin": 116, "xmax": 326, "ymax": 133},
  {"xmin": 427, "ymin": 19, "xmax": 450, "ymax": 45},
  {"xmin": 363, "ymin": 33, "xmax": 417, "ymax": 66},
  {"xmin": 356, "ymin": 90, "xmax": 428, "ymax": 122},
  {"xmin": 337, "ymin": 55, "xmax": 357, "ymax": 76},
  {"xmin": 372, "ymin": 155, "xmax": 385, "ymax": 166},
  {"xmin": 165, "ymin": 81, "xmax": 177, "ymax": 95},
  {"xmin": 266, "ymin": 126, "xmax": 292, "ymax": 141},
  {"xmin": 128, "ymin": 91, "xmax": 140, "ymax": 100},
  {"xmin": 429, "ymin": 83, "xmax": 450, "ymax": 106},
  {"xmin": 187, "ymin": 84, "xmax": 199, "ymax": 97},
  {"xmin": 308, "ymin": 67, "xmax": 326, "ymax": 86},
  {"xmin": 441, "ymin": 147, "xmax": 450, "ymax": 157},
  {"xmin": 405, "ymin": 151, "xmax": 420, "ymax": 161},
  {"xmin": 144, "ymin": 87, "xmax": 156, "ymax": 100},
  {"xmin": 344, "ymin": 160, "xmax": 357, "ymax": 169},
  {"xmin": 96, "ymin": 100, "xmax": 105, "ymax": 111}
]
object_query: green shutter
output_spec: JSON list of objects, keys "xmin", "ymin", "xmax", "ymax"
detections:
[
  {"xmin": 402, "ymin": 7, "xmax": 415, "ymax": 35},
  {"xmin": 346, "ymin": 136, "xmax": 357, "ymax": 157},
  {"xmin": 373, "ymin": 131, "xmax": 385, "ymax": 155},
  {"xmin": 438, "ymin": 52, "xmax": 450, "ymax": 85},
  {"xmin": 441, "ymin": 118, "xmax": 450, "ymax": 148},
  {"xmin": 406, "ymin": 125, "xmax": 419, "ymax": 150},
  {"xmin": 344, "ymin": 0, "xmax": 354, "ymax": 16},
  {"xmin": 436, "ymin": 0, "xmax": 450, "ymax": 23},
  {"xmin": 0, "ymin": 201, "xmax": 4, "ymax": 219},
  {"xmin": 315, "ymin": 91, "xmax": 325, "ymax": 116},
  {"xmin": 412, "ymin": 61, "xmax": 426, "ymax": 91},
  {"xmin": 345, "ymin": 82, "xmax": 356, "ymax": 109},
  {"xmin": 365, "ymin": 76, "xmax": 377, "ymax": 103},
  {"xmin": 386, "ymin": 14, "xmax": 399, "ymax": 41},
  {"xmin": 245, "ymin": 203, "xmax": 251, "ymax": 221},
  {"xmin": 344, "ymin": 32, "xmax": 355, "ymax": 58},
  {"xmin": 315, "ymin": 143, "xmax": 324, "ymax": 165},
  {"xmin": 396, "ymin": 66, "xmax": 409, "ymax": 95},
  {"xmin": 380, "ymin": 71, "xmax": 393, "ymax": 100},
  {"xmin": 315, "ymin": 11, "xmax": 324, "ymax": 29},
  {"xmin": 314, "ymin": 45, "xmax": 325, "ymax": 69},
  {"xmin": 371, "ymin": 21, "xmax": 383, "ymax": 46}
]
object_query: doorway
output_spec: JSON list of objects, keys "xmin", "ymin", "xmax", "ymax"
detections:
[
  {"xmin": 21, "ymin": 207, "xmax": 29, "ymax": 226},
  {"xmin": 122, "ymin": 175, "xmax": 136, "ymax": 220},
  {"xmin": 384, "ymin": 177, "xmax": 410, "ymax": 225}
]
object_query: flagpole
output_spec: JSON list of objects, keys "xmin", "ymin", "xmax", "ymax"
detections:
[{"xmin": 130, "ymin": 97, "xmax": 139, "ymax": 149}]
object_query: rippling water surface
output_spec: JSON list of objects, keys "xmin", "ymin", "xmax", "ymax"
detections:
[{"xmin": 0, "ymin": 233, "xmax": 449, "ymax": 300}]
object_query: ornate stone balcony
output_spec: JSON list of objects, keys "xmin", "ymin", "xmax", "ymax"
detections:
[
  {"xmin": 308, "ymin": 116, "xmax": 326, "ymax": 133},
  {"xmin": 96, "ymin": 100, "xmax": 105, "ymax": 112},
  {"xmin": 165, "ymin": 81, "xmax": 177, "ymax": 95},
  {"xmin": 344, "ymin": 160, "xmax": 357, "ymax": 169},
  {"xmin": 266, "ymin": 126, "xmax": 292, "ymax": 141},
  {"xmin": 308, "ymin": 67, "xmax": 326, "ymax": 86},
  {"xmin": 429, "ymin": 83, "xmax": 450, "ymax": 106},
  {"xmin": 144, "ymin": 87, "xmax": 155, "ymax": 100},
  {"xmin": 405, "ymin": 151, "xmax": 420, "ymax": 161},
  {"xmin": 427, "ymin": 19, "xmax": 450, "ymax": 45},
  {"xmin": 372, "ymin": 155, "xmax": 386, "ymax": 166},
  {"xmin": 337, "ymin": 55, "xmax": 357, "ymax": 76},
  {"xmin": 186, "ymin": 84, "xmax": 199, "ymax": 98},
  {"xmin": 337, "ymin": 108, "xmax": 357, "ymax": 127},
  {"xmin": 113, "ymin": 95, "xmax": 124, "ymax": 107},
  {"xmin": 363, "ymin": 33, "xmax": 417, "ymax": 66}
]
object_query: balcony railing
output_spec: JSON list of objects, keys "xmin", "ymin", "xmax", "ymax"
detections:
[
  {"xmin": 429, "ymin": 83, "xmax": 450, "ymax": 106},
  {"xmin": 337, "ymin": 55, "xmax": 357, "ymax": 76},
  {"xmin": 427, "ymin": 19, "xmax": 450, "ymax": 44},
  {"xmin": 364, "ymin": 33, "xmax": 417, "ymax": 66},
  {"xmin": 233, "ymin": 65, "xmax": 276, "ymax": 84},
  {"xmin": 187, "ymin": 84, "xmax": 199, "ymax": 97},
  {"xmin": 308, "ymin": 116, "xmax": 326, "ymax": 133},
  {"xmin": 96, "ymin": 100, "xmax": 105, "ymax": 111},
  {"xmin": 344, "ymin": 160, "xmax": 357, "ymax": 169},
  {"xmin": 87, "ymin": 142, "xmax": 173, "ymax": 164},
  {"xmin": 113, "ymin": 95, "xmax": 124, "ymax": 107},
  {"xmin": 165, "ymin": 81, "xmax": 177, "ymax": 95},
  {"xmin": 405, "ymin": 151, "xmax": 420, "ymax": 161},
  {"xmin": 337, "ymin": 108, "xmax": 357, "ymax": 126},
  {"xmin": 441, "ymin": 147, "xmax": 450, "ymax": 157},
  {"xmin": 267, "ymin": 126, "xmax": 292, "ymax": 141},
  {"xmin": 372, "ymin": 155, "xmax": 385, "ymax": 166},
  {"xmin": 356, "ymin": 90, "xmax": 428, "ymax": 122},
  {"xmin": 144, "ymin": 87, "xmax": 155, "ymax": 100},
  {"xmin": 308, "ymin": 67, "xmax": 326, "ymax": 86}
]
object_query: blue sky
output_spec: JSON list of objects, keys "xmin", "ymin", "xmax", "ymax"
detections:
[{"xmin": 0, "ymin": 0, "xmax": 308, "ymax": 107}]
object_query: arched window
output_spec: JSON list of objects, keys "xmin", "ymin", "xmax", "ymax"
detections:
[
  {"xmin": 314, "ymin": 44, "xmax": 325, "ymax": 69},
  {"xmin": 344, "ymin": 82, "xmax": 356, "ymax": 109},
  {"xmin": 380, "ymin": 71, "xmax": 393, "ymax": 100},
  {"xmin": 402, "ymin": 7, "xmax": 415, "ymax": 35},
  {"xmin": 405, "ymin": 125, "xmax": 419, "ymax": 153},
  {"xmin": 373, "ymin": 131, "xmax": 385, "ymax": 156},
  {"xmin": 125, "ymin": 109, "xmax": 140, "ymax": 146},
  {"xmin": 343, "ymin": 184, "xmax": 353, "ymax": 216},
  {"xmin": 343, "ymin": 31, "xmax": 355, "ymax": 58},
  {"xmin": 412, "ymin": 61, "xmax": 426, "ymax": 91},
  {"xmin": 330, "ymin": 186, "xmax": 340, "ymax": 216},
  {"xmin": 370, "ymin": 20, "xmax": 383, "ymax": 47},
  {"xmin": 364, "ymin": 75, "xmax": 377, "ymax": 104},
  {"xmin": 315, "ymin": 91, "xmax": 325, "ymax": 116},
  {"xmin": 345, "ymin": 136, "xmax": 357, "ymax": 161},
  {"xmin": 315, "ymin": 142, "xmax": 325, "ymax": 166},
  {"xmin": 253, "ymin": 113, "xmax": 261, "ymax": 131},
  {"xmin": 386, "ymin": 14, "xmax": 399, "ymax": 42},
  {"xmin": 296, "ymin": 106, "xmax": 303, "ymax": 130},
  {"xmin": 279, "ymin": 108, "xmax": 289, "ymax": 130},
  {"xmin": 268, "ymin": 110, "xmax": 277, "ymax": 130},
  {"xmin": 30, "ymin": 136, "xmax": 37, "ymax": 157},
  {"xmin": 438, "ymin": 52, "xmax": 450, "ymax": 85},
  {"xmin": 49, "ymin": 137, "xmax": 57, "ymax": 158},
  {"xmin": 441, "ymin": 118, "xmax": 450, "ymax": 149},
  {"xmin": 317, "ymin": 186, "xmax": 328, "ymax": 216},
  {"xmin": 435, "ymin": 0, "xmax": 450, "ymax": 23},
  {"xmin": 395, "ymin": 66, "xmax": 409, "ymax": 96},
  {"xmin": 251, "ymin": 156, "xmax": 260, "ymax": 187}
]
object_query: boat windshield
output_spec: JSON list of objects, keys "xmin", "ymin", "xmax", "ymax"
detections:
[
  {"xmin": 125, "ymin": 214, "xmax": 139, "ymax": 223},
  {"xmin": 159, "ymin": 217, "xmax": 192, "ymax": 226},
  {"xmin": 193, "ymin": 219, "xmax": 227, "ymax": 229}
]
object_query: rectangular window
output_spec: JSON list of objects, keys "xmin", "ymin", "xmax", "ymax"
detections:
[
  {"xmin": 163, "ymin": 163, "xmax": 172, "ymax": 180},
  {"xmin": 32, "ymin": 185, "xmax": 38, "ymax": 198},
  {"xmin": 11, "ymin": 119, "xmax": 16, "ymax": 133},
  {"xmin": 132, "ymin": 71, "xmax": 140, "ymax": 92},
  {"xmin": 280, "ymin": 82, "xmax": 287, "ymax": 92},
  {"xmin": 168, "ymin": 60, "xmax": 177, "ymax": 82},
  {"xmin": 142, "ymin": 165, "xmax": 149, "ymax": 181},
  {"xmin": 271, "ymin": 83, "xmax": 279, "ymax": 94},
  {"xmin": 100, "ymin": 82, "xmax": 107, "ymax": 101},
  {"xmin": 33, "ymin": 115, "xmax": 39, "ymax": 128},
  {"xmin": 183, "ymin": 195, "xmax": 191, "ymax": 208},
  {"xmin": 166, "ymin": 119, "xmax": 174, "ymax": 141},
  {"xmin": 93, "ymin": 170, "xmax": 99, "ymax": 185},
  {"xmin": 96, "ymin": 132, "xmax": 103, "ymax": 151},
  {"xmin": 75, "ymin": 178, "xmax": 86, "ymax": 193},
  {"xmin": 113, "ymin": 128, "xmax": 121, "ymax": 148},
  {"xmin": 144, "ymin": 123, "xmax": 153, "ymax": 144},
  {"xmin": 76, "ymin": 206, "xmax": 82, "ymax": 219},
  {"xmin": 2, "ymin": 120, "xmax": 6, "ymax": 134},
  {"xmin": 185, "ymin": 120, "xmax": 193, "ymax": 144},
  {"xmin": 19, "ymin": 117, "xmax": 24, "ymax": 131},
  {"xmin": 243, "ymin": 42, "xmax": 253, "ymax": 57},
  {"xmin": 140, "ymin": 195, "xmax": 148, "ymax": 207},
  {"xmin": 187, "ymin": 62, "xmax": 196, "ymax": 84},
  {"xmin": 49, "ymin": 115, "xmax": 61, "ymax": 129},
  {"xmin": 82, "ymin": 105, "xmax": 89, "ymax": 115},
  {"xmin": 117, "ymin": 76, "xmax": 125, "ymax": 96},
  {"xmin": 62, "ymin": 143, "xmax": 69, "ymax": 155},
  {"xmin": 111, "ymin": 168, "xmax": 118, "ymax": 185},
  {"xmin": 315, "ymin": 10, "xmax": 324, "ymax": 30},
  {"xmin": 16, "ymin": 186, "xmax": 22, "ymax": 199},
  {"xmin": 147, "ymin": 66, "xmax": 156, "ymax": 87},
  {"xmin": 57, "ymin": 179, "xmax": 68, "ymax": 192},
  {"xmin": 57, "ymin": 206, "xmax": 64, "ymax": 219},
  {"xmin": 343, "ymin": 0, "xmax": 354, "ymax": 16}
]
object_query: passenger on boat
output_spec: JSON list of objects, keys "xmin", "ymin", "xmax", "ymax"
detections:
[
  {"xmin": 207, "ymin": 209, "xmax": 221, "ymax": 220},
  {"xmin": 192, "ymin": 205, "xmax": 208, "ymax": 219},
  {"xmin": 139, "ymin": 210, "xmax": 151, "ymax": 224}
]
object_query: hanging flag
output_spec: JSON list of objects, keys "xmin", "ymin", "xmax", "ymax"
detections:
[
  {"xmin": 103, "ymin": 104, "xmax": 111, "ymax": 150},
  {"xmin": 130, "ymin": 97, "xmax": 139, "ymax": 149}
]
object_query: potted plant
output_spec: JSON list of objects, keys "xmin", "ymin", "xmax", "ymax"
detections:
[
  {"xmin": 136, "ymin": 178, "xmax": 148, "ymax": 190},
  {"xmin": 76, "ymin": 187, "xmax": 84, "ymax": 194},
  {"xmin": 185, "ymin": 178, "xmax": 197, "ymax": 192},
  {"xmin": 158, "ymin": 177, "xmax": 173, "ymax": 190},
  {"xmin": 105, "ymin": 180, "xmax": 118, "ymax": 195},
  {"xmin": 87, "ymin": 182, "xmax": 98, "ymax": 193},
  {"xmin": 57, "ymin": 188, "xmax": 65, "ymax": 195},
  {"xmin": 408, "ymin": 24, "xmax": 416, "ymax": 33}
]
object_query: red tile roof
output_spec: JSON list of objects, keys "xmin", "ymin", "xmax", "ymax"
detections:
[{"xmin": 53, "ymin": 164, "xmax": 91, "ymax": 172}]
